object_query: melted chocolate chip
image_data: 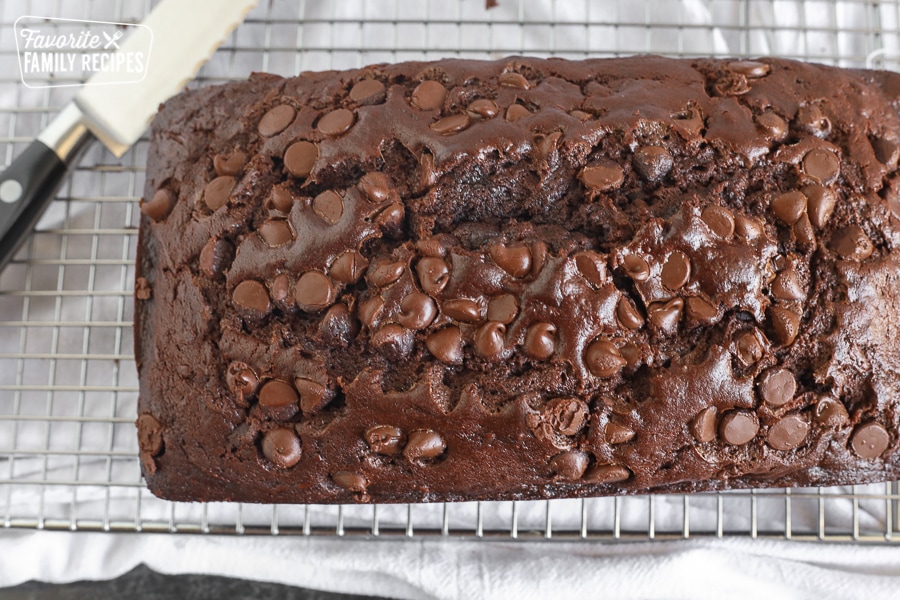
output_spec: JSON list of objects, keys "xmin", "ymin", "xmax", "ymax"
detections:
[
  {"xmin": 270, "ymin": 274, "xmax": 291, "ymax": 304},
  {"xmin": 365, "ymin": 425, "xmax": 404, "ymax": 455},
  {"xmin": 332, "ymin": 470, "xmax": 367, "ymax": 493},
  {"xmin": 770, "ymin": 305, "xmax": 801, "ymax": 345},
  {"xmin": 431, "ymin": 113, "xmax": 471, "ymax": 135},
  {"xmin": 814, "ymin": 396, "xmax": 849, "ymax": 427},
  {"xmin": 661, "ymin": 251, "xmax": 691, "ymax": 290},
  {"xmin": 268, "ymin": 186, "xmax": 295, "ymax": 213},
  {"xmin": 474, "ymin": 322, "xmax": 506, "ymax": 360},
  {"xmin": 284, "ymin": 141, "xmax": 318, "ymax": 178},
  {"xmin": 261, "ymin": 428, "xmax": 302, "ymax": 468},
  {"xmin": 371, "ymin": 324, "xmax": 414, "ymax": 360},
  {"xmin": 796, "ymin": 104, "xmax": 831, "ymax": 138},
  {"xmin": 793, "ymin": 214, "xmax": 816, "ymax": 249},
  {"xmin": 550, "ymin": 451, "xmax": 589, "ymax": 481},
  {"xmin": 767, "ymin": 414, "xmax": 809, "ymax": 451},
  {"xmin": 757, "ymin": 368, "xmax": 796, "ymax": 406},
  {"xmin": 585, "ymin": 340, "xmax": 627, "ymax": 377},
  {"xmin": 204, "ymin": 176, "xmax": 235, "ymax": 211},
  {"xmin": 258, "ymin": 379, "xmax": 300, "ymax": 419},
  {"xmin": 720, "ymin": 411, "xmax": 760, "ymax": 445},
  {"xmin": 416, "ymin": 257, "xmax": 451, "ymax": 294},
  {"xmin": 692, "ymin": 406, "xmax": 718, "ymax": 443},
  {"xmin": 466, "ymin": 98, "xmax": 499, "ymax": 119},
  {"xmin": 647, "ymin": 298, "xmax": 684, "ymax": 332},
  {"xmin": 535, "ymin": 131, "xmax": 563, "ymax": 157},
  {"xmin": 374, "ymin": 202, "xmax": 405, "ymax": 235},
  {"xmin": 232, "ymin": 280, "xmax": 270, "ymax": 314},
  {"xmin": 330, "ymin": 250, "xmax": 369, "ymax": 284},
  {"xmin": 851, "ymin": 422, "xmax": 890, "ymax": 459},
  {"xmin": 213, "ymin": 151, "xmax": 246, "ymax": 177},
  {"xmin": 830, "ymin": 226, "xmax": 874, "ymax": 261},
  {"xmin": 369, "ymin": 260, "xmax": 405, "ymax": 287},
  {"xmin": 771, "ymin": 269, "xmax": 804, "ymax": 301},
  {"xmin": 411, "ymin": 80, "xmax": 447, "ymax": 111},
  {"xmin": 684, "ymin": 296, "xmax": 718, "ymax": 325},
  {"xmin": 443, "ymin": 298, "xmax": 482, "ymax": 323},
  {"xmin": 294, "ymin": 377, "xmax": 334, "ymax": 414},
  {"xmin": 728, "ymin": 60, "xmax": 771, "ymax": 78},
  {"xmin": 633, "ymin": 146, "xmax": 673, "ymax": 181},
  {"xmin": 872, "ymin": 137, "xmax": 900, "ymax": 167},
  {"xmin": 803, "ymin": 185, "xmax": 836, "ymax": 228},
  {"xmin": 573, "ymin": 251, "xmax": 608, "ymax": 287},
  {"xmin": 258, "ymin": 219, "xmax": 294, "ymax": 247},
  {"xmin": 584, "ymin": 464, "xmax": 632, "ymax": 484},
  {"xmin": 622, "ymin": 254, "xmax": 651, "ymax": 281},
  {"xmin": 734, "ymin": 215, "xmax": 763, "ymax": 240},
  {"xmin": 349, "ymin": 79, "xmax": 386, "ymax": 105},
  {"xmin": 141, "ymin": 189, "xmax": 174, "ymax": 222},
  {"xmin": 755, "ymin": 112, "xmax": 788, "ymax": 139},
  {"xmin": 616, "ymin": 296, "xmax": 644, "ymax": 330},
  {"xmin": 735, "ymin": 328, "xmax": 767, "ymax": 366},
  {"xmin": 359, "ymin": 172, "xmax": 394, "ymax": 203},
  {"xmin": 313, "ymin": 190, "xmax": 344, "ymax": 224},
  {"xmin": 771, "ymin": 191, "xmax": 807, "ymax": 225},
  {"xmin": 317, "ymin": 108, "xmax": 356, "ymax": 136},
  {"xmin": 397, "ymin": 292, "xmax": 438, "ymax": 330},
  {"xmin": 403, "ymin": 429, "xmax": 446, "ymax": 461},
  {"xmin": 580, "ymin": 164, "xmax": 624, "ymax": 191},
  {"xmin": 524, "ymin": 322, "xmax": 556, "ymax": 360},
  {"xmin": 505, "ymin": 104, "xmax": 532, "ymax": 122},
  {"xmin": 490, "ymin": 244, "xmax": 531, "ymax": 278},
  {"xmin": 700, "ymin": 205, "xmax": 735, "ymax": 238},
  {"xmin": 570, "ymin": 110, "xmax": 592, "ymax": 121},
  {"xmin": 487, "ymin": 294, "xmax": 518, "ymax": 324},
  {"xmin": 199, "ymin": 237, "xmax": 235, "ymax": 277},
  {"xmin": 226, "ymin": 361, "xmax": 258, "ymax": 404},
  {"xmin": 803, "ymin": 148, "xmax": 841, "ymax": 184},
  {"xmin": 319, "ymin": 303, "xmax": 358, "ymax": 347},
  {"xmin": 359, "ymin": 296, "xmax": 385, "ymax": 328},
  {"xmin": 259, "ymin": 105, "xmax": 296, "ymax": 137},
  {"xmin": 293, "ymin": 272, "xmax": 335, "ymax": 311},
  {"xmin": 605, "ymin": 422, "xmax": 636, "ymax": 445},
  {"xmin": 498, "ymin": 71, "xmax": 530, "ymax": 89},
  {"xmin": 426, "ymin": 326, "xmax": 463, "ymax": 365}
]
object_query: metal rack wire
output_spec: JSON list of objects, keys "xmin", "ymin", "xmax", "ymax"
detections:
[{"xmin": 1, "ymin": 0, "xmax": 899, "ymax": 542}]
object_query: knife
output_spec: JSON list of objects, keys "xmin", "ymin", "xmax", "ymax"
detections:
[{"xmin": 0, "ymin": 0, "xmax": 258, "ymax": 272}]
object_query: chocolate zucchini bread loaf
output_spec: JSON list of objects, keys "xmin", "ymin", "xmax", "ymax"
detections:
[{"xmin": 135, "ymin": 56, "xmax": 900, "ymax": 503}]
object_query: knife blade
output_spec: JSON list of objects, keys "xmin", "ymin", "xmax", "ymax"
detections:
[{"xmin": 0, "ymin": 0, "xmax": 258, "ymax": 272}]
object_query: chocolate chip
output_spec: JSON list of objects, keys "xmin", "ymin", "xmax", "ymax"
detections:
[
  {"xmin": 498, "ymin": 71, "xmax": 530, "ymax": 89},
  {"xmin": 398, "ymin": 292, "xmax": 438, "ymax": 330},
  {"xmin": 685, "ymin": 296, "xmax": 718, "ymax": 325},
  {"xmin": 585, "ymin": 340, "xmax": 627, "ymax": 377},
  {"xmin": 647, "ymin": 297, "xmax": 684, "ymax": 332},
  {"xmin": 692, "ymin": 406, "xmax": 718, "ymax": 443},
  {"xmin": 313, "ymin": 190, "xmax": 344, "ymax": 224},
  {"xmin": 411, "ymin": 80, "xmax": 447, "ymax": 111},
  {"xmin": 580, "ymin": 164, "xmax": 624, "ymax": 191},
  {"xmin": 755, "ymin": 112, "xmax": 788, "ymax": 139},
  {"xmin": 199, "ymin": 237, "xmax": 234, "ymax": 278},
  {"xmin": 770, "ymin": 305, "xmax": 801, "ymax": 345},
  {"xmin": 374, "ymin": 202, "xmax": 405, "ymax": 235},
  {"xmin": 767, "ymin": 414, "xmax": 809, "ymax": 451},
  {"xmin": 803, "ymin": 148, "xmax": 840, "ymax": 184},
  {"xmin": 671, "ymin": 107, "xmax": 704, "ymax": 136},
  {"xmin": 332, "ymin": 470, "xmax": 367, "ymax": 494},
  {"xmin": 365, "ymin": 425, "xmax": 404, "ymax": 455},
  {"xmin": 213, "ymin": 151, "xmax": 246, "ymax": 176},
  {"xmin": 270, "ymin": 274, "xmax": 292, "ymax": 304},
  {"xmin": 661, "ymin": 251, "xmax": 691, "ymax": 290},
  {"xmin": 474, "ymin": 322, "xmax": 506, "ymax": 360},
  {"xmin": 487, "ymin": 294, "xmax": 518, "ymax": 324},
  {"xmin": 259, "ymin": 104, "xmax": 296, "ymax": 137},
  {"xmin": 605, "ymin": 422, "xmax": 636, "ymax": 445},
  {"xmin": 135, "ymin": 277, "xmax": 151, "ymax": 300},
  {"xmin": 793, "ymin": 214, "xmax": 816, "ymax": 249},
  {"xmin": 258, "ymin": 219, "xmax": 294, "ymax": 247},
  {"xmin": 728, "ymin": 60, "xmax": 771, "ymax": 78},
  {"xmin": 734, "ymin": 215, "xmax": 763, "ymax": 240},
  {"xmin": 633, "ymin": 146, "xmax": 673, "ymax": 181},
  {"xmin": 426, "ymin": 326, "xmax": 463, "ymax": 365},
  {"xmin": 583, "ymin": 464, "xmax": 631, "ymax": 484},
  {"xmin": 430, "ymin": 113, "xmax": 470, "ymax": 135},
  {"xmin": 233, "ymin": 280, "xmax": 270, "ymax": 314},
  {"xmin": 802, "ymin": 185, "xmax": 836, "ymax": 228},
  {"xmin": 490, "ymin": 244, "xmax": 531, "ymax": 278},
  {"xmin": 616, "ymin": 296, "xmax": 644, "ymax": 330},
  {"xmin": 317, "ymin": 108, "xmax": 355, "ymax": 136},
  {"xmin": 771, "ymin": 191, "xmax": 807, "ymax": 225},
  {"xmin": 829, "ymin": 226, "xmax": 874, "ymax": 261},
  {"xmin": 349, "ymin": 79, "xmax": 386, "ymax": 105},
  {"xmin": 700, "ymin": 205, "xmax": 735, "ymax": 238},
  {"xmin": 416, "ymin": 257, "xmax": 450, "ymax": 294},
  {"xmin": 573, "ymin": 251, "xmax": 608, "ymax": 287},
  {"xmin": 284, "ymin": 141, "xmax": 319, "ymax": 178},
  {"xmin": 814, "ymin": 396, "xmax": 849, "ymax": 427},
  {"xmin": 141, "ymin": 189, "xmax": 174, "ymax": 222},
  {"xmin": 444, "ymin": 298, "xmax": 482, "ymax": 323},
  {"xmin": 403, "ymin": 429, "xmax": 446, "ymax": 461},
  {"xmin": 772, "ymin": 269, "xmax": 804, "ymax": 301},
  {"xmin": 319, "ymin": 302, "xmax": 358, "ymax": 347},
  {"xmin": 359, "ymin": 296, "xmax": 385, "ymax": 328},
  {"xmin": 137, "ymin": 414, "xmax": 164, "ymax": 456},
  {"xmin": 330, "ymin": 250, "xmax": 368, "ymax": 284},
  {"xmin": 268, "ymin": 186, "xmax": 295, "ymax": 213},
  {"xmin": 796, "ymin": 104, "xmax": 831, "ymax": 138},
  {"xmin": 622, "ymin": 254, "xmax": 651, "ymax": 282},
  {"xmin": 293, "ymin": 271, "xmax": 335, "ymax": 311},
  {"xmin": 570, "ymin": 110, "xmax": 592, "ymax": 121},
  {"xmin": 419, "ymin": 151, "xmax": 437, "ymax": 189},
  {"xmin": 368, "ymin": 260, "xmax": 405, "ymax": 287},
  {"xmin": 258, "ymin": 379, "xmax": 300, "ymax": 419},
  {"xmin": 226, "ymin": 361, "xmax": 258, "ymax": 405},
  {"xmin": 505, "ymin": 104, "xmax": 532, "ymax": 122},
  {"xmin": 524, "ymin": 322, "xmax": 556, "ymax": 360},
  {"xmin": 735, "ymin": 328, "xmax": 767, "ymax": 366},
  {"xmin": 358, "ymin": 172, "xmax": 394, "ymax": 203},
  {"xmin": 371, "ymin": 324, "xmax": 414, "ymax": 360},
  {"xmin": 872, "ymin": 137, "xmax": 900, "ymax": 167},
  {"xmin": 544, "ymin": 398, "xmax": 589, "ymax": 436},
  {"xmin": 720, "ymin": 410, "xmax": 759, "ymax": 445},
  {"xmin": 204, "ymin": 175, "xmax": 235, "ymax": 211},
  {"xmin": 261, "ymin": 428, "xmax": 302, "ymax": 468},
  {"xmin": 550, "ymin": 450, "xmax": 589, "ymax": 481},
  {"xmin": 294, "ymin": 377, "xmax": 334, "ymax": 414},
  {"xmin": 850, "ymin": 422, "xmax": 890, "ymax": 459},
  {"xmin": 466, "ymin": 98, "xmax": 499, "ymax": 119},
  {"xmin": 757, "ymin": 368, "xmax": 796, "ymax": 407}
]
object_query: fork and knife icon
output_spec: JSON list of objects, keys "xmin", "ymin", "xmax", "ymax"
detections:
[{"xmin": 102, "ymin": 29, "xmax": 124, "ymax": 49}]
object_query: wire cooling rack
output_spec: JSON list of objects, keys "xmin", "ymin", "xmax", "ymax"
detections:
[{"xmin": 1, "ymin": 0, "xmax": 900, "ymax": 542}]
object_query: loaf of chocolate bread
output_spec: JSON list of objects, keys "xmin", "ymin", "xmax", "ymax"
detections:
[{"xmin": 135, "ymin": 56, "xmax": 900, "ymax": 503}]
